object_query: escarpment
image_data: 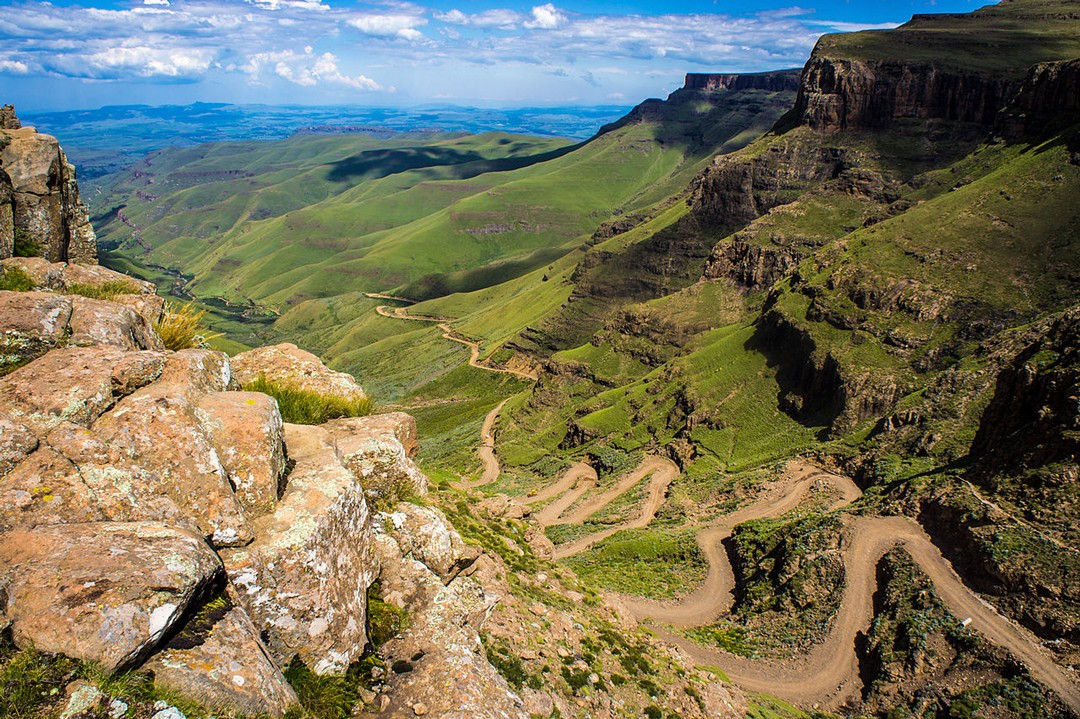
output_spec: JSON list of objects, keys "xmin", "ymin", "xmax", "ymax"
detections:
[{"xmin": 0, "ymin": 106, "xmax": 97, "ymax": 263}]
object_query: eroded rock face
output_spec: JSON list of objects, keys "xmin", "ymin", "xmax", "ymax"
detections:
[
  {"xmin": 232, "ymin": 342, "xmax": 367, "ymax": 400},
  {"xmin": 0, "ymin": 521, "xmax": 221, "ymax": 671},
  {"xmin": 0, "ymin": 290, "xmax": 72, "ymax": 370},
  {"xmin": 0, "ymin": 116, "xmax": 97, "ymax": 263},
  {"xmin": 223, "ymin": 423, "xmax": 376, "ymax": 675},
  {"xmin": 380, "ymin": 503, "xmax": 478, "ymax": 584},
  {"xmin": 147, "ymin": 605, "xmax": 299, "ymax": 718}
]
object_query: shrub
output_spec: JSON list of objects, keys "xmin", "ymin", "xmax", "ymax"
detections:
[
  {"xmin": 0, "ymin": 265, "xmax": 34, "ymax": 292},
  {"xmin": 245, "ymin": 375, "xmax": 373, "ymax": 425},
  {"xmin": 66, "ymin": 280, "xmax": 139, "ymax": 300},
  {"xmin": 12, "ymin": 229, "xmax": 40, "ymax": 258},
  {"xmin": 154, "ymin": 301, "xmax": 222, "ymax": 351}
]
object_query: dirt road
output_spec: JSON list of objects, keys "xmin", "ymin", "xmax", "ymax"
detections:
[{"xmin": 455, "ymin": 399, "xmax": 508, "ymax": 490}]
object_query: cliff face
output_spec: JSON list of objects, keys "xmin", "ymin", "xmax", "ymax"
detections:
[
  {"xmin": 790, "ymin": 56, "xmax": 1015, "ymax": 133},
  {"xmin": 684, "ymin": 70, "xmax": 802, "ymax": 93},
  {"xmin": 0, "ymin": 106, "xmax": 97, "ymax": 263},
  {"xmin": 998, "ymin": 58, "xmax": 1080, "ymax": 137}
]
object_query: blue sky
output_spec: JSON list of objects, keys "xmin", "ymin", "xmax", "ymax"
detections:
[{"xmin": 0, "ymin": 0, "xmax": 995, "ymax": 111}]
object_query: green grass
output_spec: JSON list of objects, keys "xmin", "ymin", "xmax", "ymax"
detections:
[
  {"xmin": 65, "ymin": 280, "xmax": 140, "ymax": 300},
  {"xmin": 244, "ymin": 375, "xmax": 373, "ymax": 425},
  {"xmin": 0, "ymin": 265, "xmax": 34, "ymax": 292},
  {"xmin": 563, "ymin": 528, "xmax": 707, "ymax": 599},
  {"xmin": 12, "ymin": 229, "xmax": 39, "ymax": 258},
  {"xmin": 154, "ymin": 301, "xmax": 224, "ymax": 351}
]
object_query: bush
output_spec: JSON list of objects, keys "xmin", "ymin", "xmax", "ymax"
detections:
[
  {"xmin": 12, "ymin": 229, "xmax": 39, "ymax": 258},
  {"xmin": 66, "ymin": 280, "xmax": 139, "ymax": 301},
  {"xmin": 245, "ymin": 375, "xmax": 373, "ymax": 425},
  {"xmin": 154, "ymin": 301, "xmax": 222, "ymax": 351},
  {"xmin": 0, "ymin": 265, "xmax": 34, "ymax": 292}
]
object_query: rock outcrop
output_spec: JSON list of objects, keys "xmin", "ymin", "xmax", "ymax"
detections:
[
  {"xmin": 231, "ymin": 342, "xmax": 368, "ymax": 400},
  {"xmin": 684, "ymin": 70, "xmax": 802, "ymax": 93},
  {"xmin": 0, "ymin": 107, "xmax": 97, "ymax": 263}
]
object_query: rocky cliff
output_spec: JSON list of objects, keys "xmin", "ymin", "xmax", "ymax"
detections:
[
  {"xmin": 683, "ymin": 70, "xmax": 802, "ymax": 93},
  {"xmin": 0, "ymin": 106, "xmax": 97, "ymax": 263}
]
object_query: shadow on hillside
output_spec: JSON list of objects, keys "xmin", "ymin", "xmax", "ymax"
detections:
[{"xmin": 325, "ymin": 142, "xmax": 585, "ymax": 183}]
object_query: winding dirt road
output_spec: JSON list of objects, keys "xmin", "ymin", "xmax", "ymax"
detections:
[
  {"xmin": 527, "ymin": 458, "xmax": 1080, "ymax": 712},
  {"xmin": 456, "ymin": 400, "xmax": 508, "ymax": 490}
]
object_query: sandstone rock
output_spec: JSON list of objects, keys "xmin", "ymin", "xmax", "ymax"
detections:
[
  {"xmin": 376, "ymin": 578, "xmax": 524, "ymax": 719},
  {"xmin": 116, "ymin": 293, "xmax": 166, "ymax": 326},
  {"xmin": 0, "ymin": 414, "xmax": 36, "ymax": 476},
  {"xmin": 59, "ymin": 681, "xmax": 108, "ymax": 719},
  {"xmin": 232, "ymin": 342, "xmax": 366, "ymax": 400},
  {"xmin": 326, "ymin": 414, "xmax": 427, "ymax": 503},
  {"xmin": 147, "ymin": 606, "xmax": 299, "ymax": 718},
  {"xmin": 0, "ymin": 290, "xmax": 71, "ymax": 369},
  {"xmin": 0, "ymin": 521, "xmax": 221, "ymax": 671},
  {"xmin": 524, "ymin": 525, "xmax": 555, "ymax": 562},
  {"xmin": 69, "ymin": 296, "xmax": 163, "ymax": 351},
  {"xmin": 222, "ymin": 423, "xmax": 376, "ymax": 674},
  {"xmin": 94, "ymin": 381, "xmax": 254, "ymax": 548},
  {"xmin": 196, "ymin": 392, "xmax": 285, "ymax": 518},
  {"xmin": 61, "ymin": 262, "xmax": 155, "ymax": 295},
  {"xmin": 156, "ymin": 348, "xmax": 236, "ymax": 395},
  {"xmin": 1, "ymin": 256, "xmax": 64, "ymax": 289},
  {"xmin": 381, "ymin": 503, "xmax": 478, "ymax": 583},
  {"xmin": 0, "ymin": 346, "xmax": 165, "ymax": 433}
]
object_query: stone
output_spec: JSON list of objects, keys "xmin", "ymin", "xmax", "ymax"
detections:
[
  {"xmin": 1, "ymin": 256, "xmax": 64, "ymax": 289},
  {"xmin": 94, "ymin": 382, "xmax": 254, "ymax": 548},
  {"xmin": 0, "ymin": 521, "xmax": 221, "ymax": 671},
  {"xmin": 222, "ymin": 423, "xmax": 376, "ymax": 675},
  {"xmin": 61, "ymin": 263, "xmax": 155, "ymax": 295},
  {"xmin": 0, "ymin": 290, "xmax": 71, "ymax": 369},
  {"xmin": 231, "ymin": 342, "xmax": 366, "ymax": 401},
  {"xmin": 147, "ymin": 606, "xmax": 299, "ymax": 718},
  {"xmin": 326, "ymin": 415, "xmax": 428, "ymax": 503},
  {"xmin": 115, "ymin": 293, "xmax": 166, "ymax": 326},
  {"xmin": 0, "ymin": 347, "xmax": 165, "ymax": 433},
  {"xmin": 68, "ymin": 296, "xmax": 163, "ymax": 351},
  {"xmin": 60, "ymin": 681, "xmax": 107, "ymax": 719},
  {"xmin": 0, "ymin": 414, "xmax": 36, "ymax": 476},
  {"xmin": 151, "ymin": 707, "xmax": 186, "ymax": 719},
  {"xmin": 196, "ymin": 392, "xmax": 285, "ymax": 517},
  {"xmin": 381, "ymin": 503, "xmax": 479, "ymax": 583},
  {"xmin": 155, "ymin": 348, "xmax": 235, "ymax": 395}
]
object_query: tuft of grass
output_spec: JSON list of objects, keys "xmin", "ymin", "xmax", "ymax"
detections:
[
  {"xmin": 245, "ymin": 375, "xmax": 373, "ymax": 425},
  {"xmin": 0, "ymin": 265, "xmax": 34, "ymax": 292},
  {"xmin": 366, "ymin": 582, "xmax": 409, "ymax": 648},
  {"xmin": 283, "ymin": 658, "xmax": 381, "ymax": 719},
  {"xmin": 154, "ymin": 301, "xmax": 224, "ymax": 351},
  {"xmin": 0, "ymin": 634, "xmax": 79, "ymax": 719},
  {"xmin": 65, "ymin": 280, "xmax": 139, "ymax": 301}
]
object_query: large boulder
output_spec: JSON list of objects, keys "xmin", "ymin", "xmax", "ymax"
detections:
[
  {"xmin": 326, "ymin": 414, "xmax": 428, "ymax": 503},
  {"xmin": 0, "ymin": 346, "xmax": 165, "ymax": 434},
  {"xmin": 68, "ymin": 296, "xmax": 163, "ymax": 351},
  {"xmin": 0, "ymin": 521, "xmax": 221, "ymax": 671},
  {"xmin": 196, "ymin": 392, "xmax": 285, "ymax": 518},
  {"xmin": 0, "ymin": 258, "xmax": 155, "ymax": 296},
  {"xmin": 0, "ymin": 290, "xmax": 71, "ymax": 370},
  {"xmin": 231, "ymin": 342, "xmax": 366, "ymax": 400},
  {"xmin": 222, "ymin": 423, "xmax": 377, "ymax": 675},
  {"xmin": 147, "ymin": 605, "xmax": 299, "ymax": 718},
  {"xmin": 380, "ymin": 503, "xmax": 478, "ymax": 583}
]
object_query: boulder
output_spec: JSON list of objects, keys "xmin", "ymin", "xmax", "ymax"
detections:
[
  {"xmin": 0, "ymin": 346, "xmax": 165, "ymax": 433},
  {"xmin": 68, "ymin": 296, "xmax": 163, "ymax": 351},
  {"xmin": 380, "ymin": 503, "xmax": 478, "ymax": 583},
  {"xmin": 0, "ymin": 414, "xmax": 36, "ymax": 476},
  {"xmin": 93, "ymin": 382, "xmax": 254, "ymax": 548},
  {"xmin": 116, "ymin": 293, "xmax": 166, "ymax": 326},
  {"xmin": 222, "ymin": 423, "xmax": 376, "ymax": 674},
  {"xmin": 0, "ymin": 521, "xmax": 221, "ymax": 671},
  {"xmin": 195, "ymin": 392, "xmax": 285, "ymax": 518},
  {"xmin": 0, "ymin": 290, "xmax": 71, "ymax": 369},
  {"xmin": 1, "ymin": 257, "xmax": 64, "ymax": 289},
  {"xmin": 155, "ymin": 348, "xmax": 236, "ymax": 395},
  {"xmin": 326, "ymin": 415, "xmax": 428, "ymax": 503},
  {"xmin": 0, "ymin": 422, "xmax": 188, "ymax": 533},
  {"xmin": 60, "ymin": 262, "xmax": 155, "ymax": 295},
  {"xmin": 231, "ymin": 343, "xmax": 366, "ymax": 401},
  {"xmin": 147, "ymin": 605, "xmax": 299, "ymax": 718}
]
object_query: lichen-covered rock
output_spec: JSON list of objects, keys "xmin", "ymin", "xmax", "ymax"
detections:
[
  {"xmin": 0, "ymin": 290, "xmax": 71, "ymax": 369},
  {"xmin": 147, "ymin": 606, "xmax": 299, "ymax": 718},
  {"xmin": 69, "ymin": 296, "xmax": 163, "ymax": 351},
  {"xmin": 156, "ymin": 348, "xmax": 236, "ymax": 395},
  {"xmin": 0, "ymin": 346, "xmax": 165, "ymax": 433},
  {"xmin": 0, "ymin": 422, "xmax": 188, "ymax": 533},
  {"xmin": 231, "ymin": 342, "xmax": 366, "ymax": 400},
  {"xmin": 60, "ymin": 262, "xmax": 155, "ymax": 295},
  {"xmin": 326, "ymin": 414, "xmax": 428, "ymax": 502},
  {"xmin": 116, "ymin": 292, "xmax": 166, "ymax": 326},
  {"xmin": 0, "ymin": 414, "xmax": 36, "ymax": 476},
  {"xmin": 0, "ymin": 521, "xmax": 221, "ymax": 671},
  {"xmin": 222, "ymin": 423, "xmax": 376, "ymax": 675},
  {"xmin": 94, "ymin": 381, "xmax": 254, "ymax": 548},
  {"xmin": 196, "ymin": 392, "xmax": 285, "ymax": 518},
  {"xmin": 380, "ymin": 503, "xmax": 478, "ymax": 583},
  {"xmin": 1, "ymin": 257, "xmax": 64, "ymax": 289}
]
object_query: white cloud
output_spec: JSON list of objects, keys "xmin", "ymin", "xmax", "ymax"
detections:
[
  {"xmin": 0, "ymin": 59, "xmax": 30, "ymax": 74},
  {"xmin": 245, "ymin": 47, "xmax": 384, "ymax": 90},
  {"xmin": 142, "ymin": 0, "xmax": 170, "ymax": 6},
  {"xmin": 82, "ymin": 45, "xmax": 213, "ymax": 77},
  {"xmin": 348, "ymin": 13, "xmax": 426, "ymax": 40},
  {"xmin": 524, "ymin": 3, "xmax": 566, "ymax": 30}
]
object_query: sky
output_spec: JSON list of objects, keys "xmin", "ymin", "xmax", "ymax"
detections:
[{"xmin": 0, "ymin": 0, "xmax": 996, "ymax": 111}]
